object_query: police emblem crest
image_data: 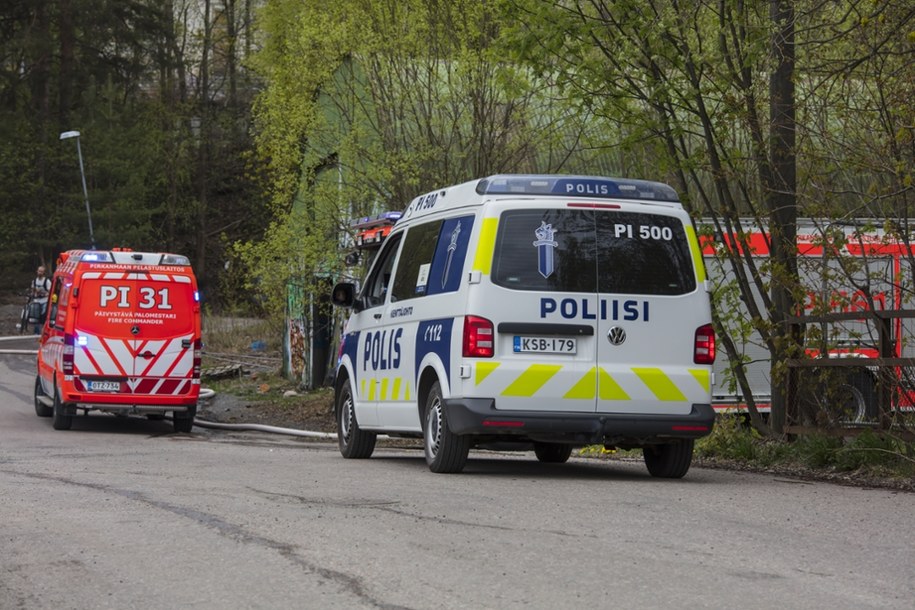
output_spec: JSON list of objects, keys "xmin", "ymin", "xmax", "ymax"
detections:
[
  {"xmin": 442, "ymin": 221, "xmax": 461, "ymax": 288},
  {"xmin": 533, "ymin": 221, "xmax": 558, "ymax": 278}
]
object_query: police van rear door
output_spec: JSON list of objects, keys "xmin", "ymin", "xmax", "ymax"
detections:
[
  {"xmin": 593, "ymin": 210, "xmax": 708, "ymax": 415},
  {"xmin": 484, "ymin": 204, "xmax": 602, "ymax": 413}
]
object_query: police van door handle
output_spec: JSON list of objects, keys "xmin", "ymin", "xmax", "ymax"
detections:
[
  {"xmin": 374, "ymin": 313, "xmax": 382, "ymax": 320},
  {"xmin": 139, "ymin": 351, "xmax": 155, "ymax": 359}
]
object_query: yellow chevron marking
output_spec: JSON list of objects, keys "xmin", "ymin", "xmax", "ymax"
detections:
[
  {"xmin": 689, "ymin": 368, "xmax": 710, "ymax": 393},
  {"xmin": 475, "ymin": 361, "xmax": 500, "ymax": 385},
  {"xmin": 404, "ymin": 381, "xmax": 411, "ymax": 402},
  {"xmin": 360, "ymin": 378, "xmax": 366, "ymax": 399},
  {"xmin": 564, "ymin": 367, "xmax": 597, "ymax": 399},
  {"xmin": 368, "ymin": 378, "xmax": 377, "ymax": 401},
  {"xmin": 472, "ymin": 218, "xmax": 499, "ymax": 275},
  {"xmin": 598, "ymin": 368, "xmax": 631, "ymax": 400},
  {"xmin": 392, "ymin": 377, "xmax": 402, "ymax": 400},
  {"xmin": 502, "ymin": 364, "xmax": 561, "ymax": 397},
  {"xmin": 380, "ymin": 377, "xmax": 389, "ymax": 401},
  {"xmin": 686, "ymin": 224, "xmax": 707, "ymax": 283},
  {"xmin": 633, "ymin": 368, "xmax": 687, "ymax": 401}
]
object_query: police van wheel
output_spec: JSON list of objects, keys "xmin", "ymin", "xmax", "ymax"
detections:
[
  {"xmin": 34, "ymin": 376, "xmax": 52, "ymax": 417},
  {"xmin": 423, "ymin": 381, "xmax": 470, "ymax": 474},
  {"xmin": 337, "ymin": 383, "xmax": 376, "ymax": 458},
  {"xmin": 643, "ymin": 439, "xmax": 693, "ymax": 479},
  {"xmin": 52, "ymin": 389, "xmax": 72, "ymax": 431},
  {"xmin": 533, "ymin": 442, "xmax": 573, "ymax": 464}
]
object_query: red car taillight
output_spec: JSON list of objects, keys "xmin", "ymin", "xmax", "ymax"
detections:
[
  {"xmin": 63, "ymin": 333, "xmax": 75, "ymax": 374},
  {"xmin": 463, "ymin": 315, "xmax": 494, "ymax": 358},
  {"xmin": 193, "ymin": 339, "xmax": 202, "ymax": 378},
  {"xmin": 694, "ymin": 324, "xmax": 716, "ymax": 364}
]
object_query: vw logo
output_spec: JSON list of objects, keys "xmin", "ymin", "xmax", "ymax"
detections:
[{"xmin": 607, "ymin": 326, "xmax": 626, "ymax": 346}]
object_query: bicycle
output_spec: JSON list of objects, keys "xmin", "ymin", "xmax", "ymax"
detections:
[{"xmin": 17, "ymin": 292, "xmax": 43, "ymax": 334}]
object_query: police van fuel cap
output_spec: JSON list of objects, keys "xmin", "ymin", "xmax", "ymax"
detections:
[{"xmin": 475, "ymin": 175, "xmax": 680, "ymax": 202}]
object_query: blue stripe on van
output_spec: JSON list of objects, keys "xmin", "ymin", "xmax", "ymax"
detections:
[
  {"xmin": 415, "ymin": 319, "xmax": 453, "ymax": 386},
  {"xmin": 341, "ymin": 330, "xmax": 360, "ymax": 385},
  {"xmin": 426, "ymin": 215, "xmax": 474, "ymax": 296}
]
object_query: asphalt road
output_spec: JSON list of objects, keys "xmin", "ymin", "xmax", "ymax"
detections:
[{"xmin": 1, "ymin": 337, "xmax": 913, "ymax": 609}]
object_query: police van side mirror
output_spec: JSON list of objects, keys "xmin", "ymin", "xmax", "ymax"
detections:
[{"xmin": 332, "ymin": 282, "xmax": 360, "ymax": 311}]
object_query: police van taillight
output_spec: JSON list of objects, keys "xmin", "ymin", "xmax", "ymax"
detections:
[
  {"xmin": 694, "ymin": 324, "xmax": 715, "ymax": 364},
  {"xmin": 63, "ymin": 333, "xmax": 75, "ymax": 374},
  {"xmin": 192, "ymin": 339, "xmax": 202, "ymax": 378},
  {"xmin": 463, "ymin": 316, "xmax": 494, "ymax": 358}
]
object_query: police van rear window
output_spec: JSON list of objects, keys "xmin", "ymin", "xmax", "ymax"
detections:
[{"xmin": 492, "ymin": 210, "xmax": 696, "ymax": 295}]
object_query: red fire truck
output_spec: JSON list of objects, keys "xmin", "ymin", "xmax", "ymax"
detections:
[{"xmin": 702, "ymin": 219, "xmax": 915, "ymax": 420}]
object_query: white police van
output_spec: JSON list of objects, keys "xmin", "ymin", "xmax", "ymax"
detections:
[{"xmin": 331, "ymin": 175, "xmax": 716, "ymax": 476}]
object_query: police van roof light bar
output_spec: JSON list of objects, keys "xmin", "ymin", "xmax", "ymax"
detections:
[{"xmin": 476, "ymin": 175, "xmax": 680, "ymax": 203}]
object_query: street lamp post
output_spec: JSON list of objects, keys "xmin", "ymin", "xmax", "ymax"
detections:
[{"xmin": 59, "ymin": 130, "xmax": 96, "ymax": 250}]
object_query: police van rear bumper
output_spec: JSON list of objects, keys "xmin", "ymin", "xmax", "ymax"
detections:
[{"xmin": 444, "ymin": 399, "xmax": 715, "ymax": 445}]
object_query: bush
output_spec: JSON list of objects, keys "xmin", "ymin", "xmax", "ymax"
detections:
[
  {"xmin": 696, "ymin": 416, "xmax": 915, "ymax": 482},
  {"xmin": 696, "ymin": 415, "xmax": 760, "ymax": 462}
]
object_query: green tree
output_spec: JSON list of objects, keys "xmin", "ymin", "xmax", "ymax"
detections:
[
  {"xmin": 505, "ymin": 0, "xmax": 914, "ymax": 434},
  {"xmin": 244, "ymin": 0, "xmax": 594, "ymax": 317},
  {"xmin": 0, "ymin": 0, "xmax": 266, "ymax": 306}
]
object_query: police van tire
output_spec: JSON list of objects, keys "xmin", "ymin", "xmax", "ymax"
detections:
[
  {"xmin": 533, "ymin": 442, "xmax": 573, "ymax": 464},
  {"xmin": 52, "ymin": 389, "xmax": 72, "ymax": 431},
  {"xmin": 423, "ymin": 381, "xmax": 470, "ymax": 474},
  {"xmin": 337, "ymin": 383, "xmax": 376, "ymax": 459},
  {"xmin": 643, "ymin": 439, "xmax": 694, "ymax": 479},
  {"xmin": 34, "ymin": 376, "xmax": 52, "ymax": 417}
]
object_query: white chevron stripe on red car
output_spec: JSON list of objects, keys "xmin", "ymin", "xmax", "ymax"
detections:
[{"xmin": 74, "ymin": 332, "xmax": 194, "ymax": 380}]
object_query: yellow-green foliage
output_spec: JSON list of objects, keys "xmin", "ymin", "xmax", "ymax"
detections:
[
  {"xmin": 697, "ymin": 415, "xmax": 915, "ymax": 479},
  {"xmin": 241, "ymin": 0, "xmax": 616, "ymax": 318}
]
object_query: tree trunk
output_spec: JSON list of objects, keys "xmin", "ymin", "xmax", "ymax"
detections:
[
  {"xmin": 196, "ymin": 0, "xmax": 212, "ymax": 285},
  {"xmin": 57, "ymin": 0, "xmax": 75, "ymax": 127},
  {"xmin": 225, "ymin": 0, "xmax": 238, "ymax": 111},
  {"xmin": 767, "ymin": 0, "xmax": 799, "ymax": 434}
]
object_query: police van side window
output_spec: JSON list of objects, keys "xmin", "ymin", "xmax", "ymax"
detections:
[
  {"xmin": 361, "ymin": 232, "xmax": 403, "ymax": 308},
  {"xmin": 391, "ymin": 220, "xmax": 443, "ymax": 302}
]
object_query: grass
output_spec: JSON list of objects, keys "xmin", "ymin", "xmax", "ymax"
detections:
[
  {"xmin": 200, "ymin": 313, "xmax": 284, "ymax": 375},
  {"xmin": 695, "ymin": 415, "xmax": 915, "ymax": 483},
  {"xmin": 576, "ymin": 415, "xmax": 915, "ymax": 489},
  {"xmin": 204, "ymin": 370, "xmax": 291, "ymax": 402},
  {"xmin": 201, "ymin": 312, "xmax": 283, "ymax": 353}
]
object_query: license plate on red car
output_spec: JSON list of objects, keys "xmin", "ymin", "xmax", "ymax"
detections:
[{"xmin": 87, "ymin": 380, "xmax": 121, "ymax": 392}]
